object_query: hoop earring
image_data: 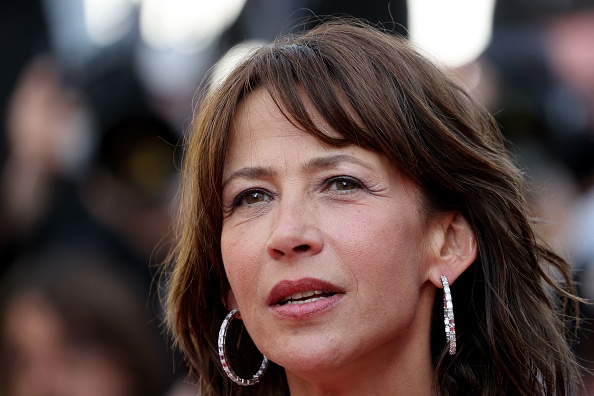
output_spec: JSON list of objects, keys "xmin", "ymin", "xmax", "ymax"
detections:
[
  {"xmin": 441, "ymin": 275, "xmax": 457, "ymax": 355},
  {"xmin": 218, "ymin": 308, "xmax": 269, "ymax": 386}
]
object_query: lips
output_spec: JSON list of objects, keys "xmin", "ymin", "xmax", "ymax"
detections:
[
  {"xmin": 267, "ymin": 278, "xmax": 344, "ymax": 318},
  {"xmin": 268, "ymin": 278, "xmax": 343, "ymax": 305}
]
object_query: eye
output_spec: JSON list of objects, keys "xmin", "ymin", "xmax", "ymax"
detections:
[
  {"xmin": 233, "ymin": 188, "xmax": 272, "ymax": 208},
  {"xmin": 325, "ymin": 176, "xmax": 363, "ymax": 192}
]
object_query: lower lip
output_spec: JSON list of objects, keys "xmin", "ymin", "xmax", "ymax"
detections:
[{"xmin": 271, "ymin": 294, "xmax": 343, "ymax": 319}]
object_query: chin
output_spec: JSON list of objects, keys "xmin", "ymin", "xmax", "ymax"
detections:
[{"xmin": 270, "ymin": 340, "xmax": 347, "ymax": 377}]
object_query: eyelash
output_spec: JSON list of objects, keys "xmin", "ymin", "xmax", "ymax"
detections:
[
  {"xmin": 232, "ymin": 188, "xmax": 272, "ymax": 208},
  {"xmin": 324, "ymin": 176, "xmax": 364, "ymax": 193},
  {"xmin": 230, "ymin": 176, "xmax": 365, "ymax": 210}
]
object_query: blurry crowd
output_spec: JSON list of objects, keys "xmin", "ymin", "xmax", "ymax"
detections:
[{"xmin": 0, "ymin": 0, "xmax": 593, "ymax": 395}]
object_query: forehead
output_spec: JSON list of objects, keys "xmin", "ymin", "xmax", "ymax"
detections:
[
  {"xmin": 225, "ymin": 88, "xmax": 334, "ymax": 172},
  {"xmin": 228, "ymin": 85, "xmax": 350, "ymax": 149},
  {"xmin": 234, "ymin": 86, "xmax": 341, "ymax": 134}
]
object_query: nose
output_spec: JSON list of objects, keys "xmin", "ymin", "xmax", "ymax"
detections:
[{"xmin": 266, "ymin": 197, "xmax": 323, "ymax": 260}]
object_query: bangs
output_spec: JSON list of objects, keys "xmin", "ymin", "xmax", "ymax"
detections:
[{"xmin": 240, "ymin": 40, "xmax": 386, "ymax": 151}]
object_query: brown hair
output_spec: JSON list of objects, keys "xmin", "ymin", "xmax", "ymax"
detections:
[{"xmin": 165, "ymin": 20, "xmax": 583, "ymax": 395}]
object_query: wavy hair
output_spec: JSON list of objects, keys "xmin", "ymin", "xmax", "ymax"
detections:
[{"xmin": 165, "ymin": 20, "xmax": 583, "ymax": 395}]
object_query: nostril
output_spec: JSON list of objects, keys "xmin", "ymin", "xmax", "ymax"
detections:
[{"xmin": 294, "ymin": 245, "xmax": 310, "ymax": 252}]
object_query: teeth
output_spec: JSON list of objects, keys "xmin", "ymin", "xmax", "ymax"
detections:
[
  {"xmin": 285, "ymin": 296, "xmax": 326, "ymax": 305},
  {"xmin": 280, "ymin": 290, "xmax": 328, "ymax": 305}
]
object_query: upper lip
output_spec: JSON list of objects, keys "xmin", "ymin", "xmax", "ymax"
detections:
[{"xmin": 267, "ymin": 277, "xmax": 344, "ymax": 306}]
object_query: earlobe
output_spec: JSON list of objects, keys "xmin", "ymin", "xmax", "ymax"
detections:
[{"xmin": 427, "ymin": 212, "xmax": 477, "ymax": 287}]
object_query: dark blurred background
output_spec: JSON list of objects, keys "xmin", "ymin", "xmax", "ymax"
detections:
[{"xmin": 0, "ymin": 0, "xmax": 593, "ymax": 395}]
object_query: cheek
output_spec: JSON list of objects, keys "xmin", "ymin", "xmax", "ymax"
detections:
[
  {"xmin": 326, "ymin": 204, "xmax": 427, "ymax": 313},
  {"xmin": 326, "ymin": 204, "xmax": 425, "ymax": 274},
  {"xmin": 221, "ymin": 226, "xmax": 263, "ymax": 305}
]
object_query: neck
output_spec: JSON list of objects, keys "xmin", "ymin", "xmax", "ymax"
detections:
[{"xmin": 285, "ymin": 285, "xmax": 436, "ymax": 396}]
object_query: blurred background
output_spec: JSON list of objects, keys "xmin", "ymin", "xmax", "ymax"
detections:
[{"xmin": 0, "ymin": 0, "xmax": 593, "ymax": 394}]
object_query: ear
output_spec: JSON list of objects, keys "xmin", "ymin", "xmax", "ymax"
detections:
[{"xmin": 425, "ymin": 212, "xmax": 477, "ymax": 287}]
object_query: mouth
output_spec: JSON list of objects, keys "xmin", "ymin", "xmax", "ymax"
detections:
[
  {"xmin": 277, "ymin": 290, "xmax": 337, "ymax": 306},
  {"xmin": 268, "ymin": 277, "xmax": 344, "ymax": 307}
]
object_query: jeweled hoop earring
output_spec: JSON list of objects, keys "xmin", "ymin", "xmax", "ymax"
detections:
[
  {"xmin": 218, "ymin": 308, "xmax": 269, "ymax": 386},
  {"xmin": 441, "ymin": 275, "xmax": 457, "ymax": 355}
]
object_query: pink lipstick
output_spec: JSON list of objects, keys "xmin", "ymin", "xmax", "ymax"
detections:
[{"xmin": 268, "ymin": 277, "xmax": 344, "ymax": 318}]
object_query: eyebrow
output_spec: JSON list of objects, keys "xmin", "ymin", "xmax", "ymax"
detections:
[
  {"xmin": 303, "ymin": 154, "xmax": 374, "ymax": 172},
  {"xmin": 222, "ymin": 166, "xmax": 275, "ymax": 190},
  {"xmin": 222, "ymin": 154, "xmax": 374, "ymax": 189}
]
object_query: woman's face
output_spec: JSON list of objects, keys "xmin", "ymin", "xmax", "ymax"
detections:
[{"xmin": 220, "ymin": 88, "xmax": 441, "ymax": 382}]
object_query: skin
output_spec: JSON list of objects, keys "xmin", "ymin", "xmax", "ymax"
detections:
[{"xmin": 220, "ymin": 88, "xmax": 476, "ymax": 395}]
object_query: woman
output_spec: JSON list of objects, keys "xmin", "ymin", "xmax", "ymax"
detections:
[{"xmin": 165, "ymin": 20, "xmax": 583, "ymax": 395}]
